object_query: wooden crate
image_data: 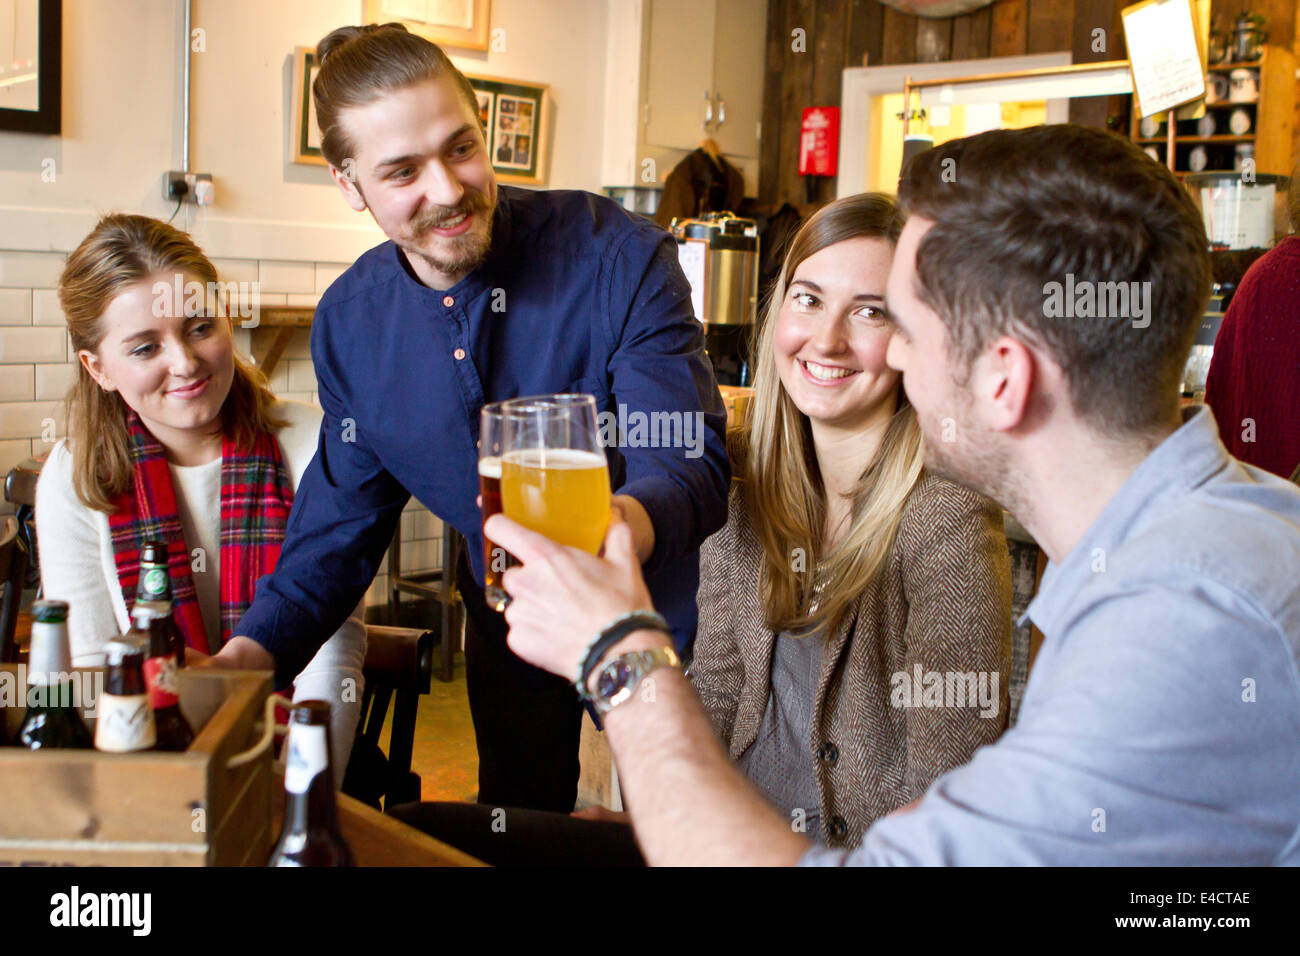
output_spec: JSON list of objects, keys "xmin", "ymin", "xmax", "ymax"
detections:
[{"xmin": 0, "ymin": 665, "xmax": 273, "ymax": 866}]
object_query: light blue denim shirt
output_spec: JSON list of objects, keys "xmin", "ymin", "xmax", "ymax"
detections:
[{"xmin": 801, "ymin": 406, "xmax": 1300, "ymax": 865}]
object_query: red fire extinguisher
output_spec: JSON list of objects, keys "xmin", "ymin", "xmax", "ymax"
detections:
[{"xmin": 799, "ymin": 106, "xmax": 840, "ymax": 202}]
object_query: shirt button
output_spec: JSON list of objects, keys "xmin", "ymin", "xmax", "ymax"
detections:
[
  {"xmin": 442, "ymin": 295, "xmax": 455, "ymax": 307},
  {"xmin": 817, "ymin": 742, "xmax": 839, "ymax": 765},
  {"xmin": 453, "ymin": 348, "xmax": 466, "ymax": 361},
  {"xmin": 827, "ymin": 816, "xmax": 848, "ymax": 841}
]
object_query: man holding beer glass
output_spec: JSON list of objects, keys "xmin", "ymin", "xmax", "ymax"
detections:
[
  {"xmin": 481, "ymin": 396, "xmax": 612, "ymax": 612},
  {"xmin": 207, "ymin": 23, "xmax": 729, "ymax": 813}
]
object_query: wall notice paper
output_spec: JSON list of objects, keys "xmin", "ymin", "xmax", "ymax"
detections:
[
  {"xmin": 1122, "ymin": 0, "xmax": 1205, "ymax": 118},
  {"xmin": 1198, "ymin": 181, "xmax": 1275, "ymax": 249},
  {"xmin": 676, "ymin": 239, "xmax": 707, "ymax": 322}
]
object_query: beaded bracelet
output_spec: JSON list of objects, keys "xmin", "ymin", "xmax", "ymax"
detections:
[{"xmin": 574, "ymin": 610, "xmax": 673, "ymax": 699}]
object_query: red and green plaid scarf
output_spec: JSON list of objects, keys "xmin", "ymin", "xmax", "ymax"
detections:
[{"xmin": 108, "ymin": 411, "xmax": 294, "ymax": 653}]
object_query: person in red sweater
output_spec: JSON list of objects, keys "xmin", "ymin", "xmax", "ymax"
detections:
[{"xmin": 1205, "ymin": 223, "xmax": 1300, "ymax": 480}]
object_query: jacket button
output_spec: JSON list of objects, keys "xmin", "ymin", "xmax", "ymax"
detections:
[
  {"xmin": 442, "ymin": 295, "xmax": 455, "ymax": 307},
  {"xmin": 817, "ymin": 741, "xmax": 838, "ymax": 764},
  {"xmin": 827, "ymin": 816, "xmax": 847, "ymax": 841},
  {"xmin": 453, "ymin": 347, "xmax": 466, "ymax": 361}
]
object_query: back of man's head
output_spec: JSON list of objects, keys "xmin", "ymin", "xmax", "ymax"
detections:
[
  {"xmin": 898, "ymin": 124, "xmax": 1211, "ymax": 437},
  {"xmin": 312, "ymin": 22, "xmax": 480, "ymax": 170}
]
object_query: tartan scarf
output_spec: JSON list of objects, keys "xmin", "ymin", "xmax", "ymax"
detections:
[{"xmin": 108, "ymin": 410, "xmax": 294, "ymax": 653}]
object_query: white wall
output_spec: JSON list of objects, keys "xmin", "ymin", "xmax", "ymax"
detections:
[
  {"xmin": 0, "ymin": 0, "xmax": 620, "ymax": 602},
  {"xmin": 0, "ymin": 0, "xmax": 612, "ymax": 262}
]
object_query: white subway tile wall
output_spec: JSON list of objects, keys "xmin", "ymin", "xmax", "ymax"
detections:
[
  {"xmin": 0, "ymin": 252, "xmax": 443, "ymax": 608},
  {"xmin": 32, "ymin": 290, "xmax": 65, "ymax": 327},
  {"xmin": 0, "ymin": 289, "xmax": 33, "ymax": 324},
  {"xmin": 257, "ymin": 261, "xmax": 315, "ymax": 295}
]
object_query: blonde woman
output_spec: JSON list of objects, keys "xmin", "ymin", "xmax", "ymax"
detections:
[
  {"xmin": 685, "ymin": 191, "xmax": 1012, "ymax": 847},
  {"xmin": 35, "ymin": 214, "xmax": 364, "ymax": 772}
]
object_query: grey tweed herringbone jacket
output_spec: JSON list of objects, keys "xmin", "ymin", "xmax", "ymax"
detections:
[{"xmin": 690, "ymin": 471, "xmax": 1012, "ymax": 850}]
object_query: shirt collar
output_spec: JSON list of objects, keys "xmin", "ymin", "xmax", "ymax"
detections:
[{"xmin": 1022, "ymin": 405, "xmax": 1228, "ymax": 633}]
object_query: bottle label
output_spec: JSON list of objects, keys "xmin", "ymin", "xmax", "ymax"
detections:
[
  {"xmin": 284, "ymin": 724, "xmax": 329, "ymax": 794},
  {"xmin": 141, "ymin": 567, "xmax": 169, "ymax": 599},
  {"xmin": 143, "ymin": 655, "xmax": 181, "ymax": 709},
  {"xmin": 94, "ymin": 694, "xmax": 157, "ymax": 752}
]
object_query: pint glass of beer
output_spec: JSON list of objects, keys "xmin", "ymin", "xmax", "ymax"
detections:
[
  {"xmin": 501, "ymin": 394, "xmax": 611, "ymax": 554},
  {"xmin": 479, "ymin": 402, "xmax": 511, "ymax": 612}
]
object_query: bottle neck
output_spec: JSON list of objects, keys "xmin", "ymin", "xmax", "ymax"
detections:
[
  {"xmin": 104, "ymin": 659, "xmax": 146, "ymax": 697},
  {"xmin": 27, "ymin": 620, "xmax": 72, "ymax": 686},
  {"xmin": 283, "ymin": 722, "xmax": 341, "ymax": 834}
]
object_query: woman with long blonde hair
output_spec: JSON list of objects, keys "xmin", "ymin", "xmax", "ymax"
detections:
[
  {"xmin": 36, "ymin": 214, "xmax": 365, "ymax": 772},
  {"xmin": 385, "ymin": 193, "xmax": 1011, "ymax": 863},
  {"xmin": 686, "ymin": 191, "xmax": 1011, "ymax": 846}
]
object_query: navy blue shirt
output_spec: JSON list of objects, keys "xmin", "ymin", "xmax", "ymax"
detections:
[{"xmin": 236, "ymin": 186, "xmax": 730, "ymax": 686}]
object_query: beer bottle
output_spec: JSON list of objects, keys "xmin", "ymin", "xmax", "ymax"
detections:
[
  {"xmin": 269, "ymin": 700, "xmax": 355, "ymax": 867},
  {"xmin": 131, "ymin": 604, "xmax": 194, "ymax": 752},
  {"xmin": 94, "ymin": 636, "xmax": 156, "ymax": 753},
  {"xmin": 18, "ymin": 600, "xmax": 92, "ymax": 750},
  {"xmin": 136, "ymin": 540, "xmax": 185, "ymax": 667}
]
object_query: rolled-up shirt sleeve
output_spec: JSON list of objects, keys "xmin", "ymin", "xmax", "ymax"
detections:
[
  {"xmin": 604, "ymin": 232, "xmax": 729, "ymax": 572},
  {"xmin": 235, "ymin": 337, "xmax": 409, "ymax": 688}
]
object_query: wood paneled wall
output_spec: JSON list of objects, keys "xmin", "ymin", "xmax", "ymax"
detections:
[{"xmin": 758, "ymin": 0, "xmax": 1299, "ymax": 208}]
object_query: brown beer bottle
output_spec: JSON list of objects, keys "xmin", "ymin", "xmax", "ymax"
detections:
[
  {"xmin": 94, "ymin": 636, "xmax": 157, "ymax": 753},
  {"xmin": 136, "ymin": 540, "xmax": 185, "ymax": 666},
  {"xmin": 130, "ymin": 604, "xmax": 194, "ymax": 751},
  {"xmin": 133, "ymin": 540, "xmax": 194, "ymax": 750},
  {"xmin": 268, "ymin": 700, "xmax": 355, "ymax": 867}
]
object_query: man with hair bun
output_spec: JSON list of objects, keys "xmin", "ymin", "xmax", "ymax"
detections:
[{"xmin": 209, "ymin": 23, "xmax": 729, "ymax": 816}]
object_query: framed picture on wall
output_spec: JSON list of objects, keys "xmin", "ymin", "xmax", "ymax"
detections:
[
  {"xmin": 363, "ymin": 0, "xmax": 491, "ymax": 52},
  {"xmin": 0, "ymin": 0, "xmax": 62, "ymax": 135},
  {"xmin": 467, "ymin": 74, "xmax": 549, "ymax": 185},
  {"xmin": 290, "ymin": 46, "xmax": 327, "ymax": 166}
]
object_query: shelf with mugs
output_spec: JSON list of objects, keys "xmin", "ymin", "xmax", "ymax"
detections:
[
  {"xmin": 1128, "ymin": 45, "xmax": 1292, "ymax": 178},
  {"xmin": 1138, "ymin": 141, "xmax": 1255, "ymax": 177},
  {"xmin": 1135, "ymin": 136, "xmax": 1254, "ymax": 144}
]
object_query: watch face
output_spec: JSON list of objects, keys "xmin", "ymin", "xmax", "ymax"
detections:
[{"xmin": 597, "ymin": 661, "xmax": 633, "ymax": 699}]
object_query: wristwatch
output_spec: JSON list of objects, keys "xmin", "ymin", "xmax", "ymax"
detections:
[{"xmin": 591, "ymin": 646, "xmax": 682, "ymax": 715}]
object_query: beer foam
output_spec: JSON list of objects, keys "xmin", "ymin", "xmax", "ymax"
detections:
[
  {"xmin": 478, "ymin": 456, "xmax": 502, "ymax": 478},
  {"xmin": 502, "ymin": 448, "xmax": 606, "ymax": 469}
]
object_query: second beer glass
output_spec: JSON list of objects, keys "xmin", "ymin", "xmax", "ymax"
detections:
[
  {"xmin": 479, "ymin": 402, "xmax": 510, "ymax": 612},
  {"xmin": 501, "ymin": 394, "xmax": 611, "ymax": 554}
]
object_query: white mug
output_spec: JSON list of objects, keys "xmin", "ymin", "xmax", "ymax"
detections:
[{"xmin": 1228, "ymin": 69, "xmax": 1259, "ymax": 103}]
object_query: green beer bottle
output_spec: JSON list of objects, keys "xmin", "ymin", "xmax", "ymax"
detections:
[{"xmin": 18, "ymin": 600, "xmax": 92, "ymax": 750}]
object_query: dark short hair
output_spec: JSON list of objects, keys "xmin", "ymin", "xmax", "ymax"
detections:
[
  {"xmin": 898, "ymin": 124, "xmax": 1211, "ymax": 435},
  {"xmin": 313, "ymin": 23, "xmax": 481, "ymax": 170}
]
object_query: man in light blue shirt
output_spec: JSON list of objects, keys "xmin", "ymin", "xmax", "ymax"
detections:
[
  {"xmin": 483, "ymin": 124, "xmax": 1300, "ymax": 865},
  {"xmin": 801, "ymin": 404, "xmax": 1300, "ymax": 865}
]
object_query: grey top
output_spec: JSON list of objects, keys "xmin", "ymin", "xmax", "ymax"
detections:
[
  {"xmin": 802, "ymin": 406, "xmax": 1300, "ymax": 865},
  {"xmin": 737, "ymin": 628, "xmax": 823, "ymax": 841}
]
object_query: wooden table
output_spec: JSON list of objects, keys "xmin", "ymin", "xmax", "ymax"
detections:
[{"xmin": 270, "ymin": 786, "xmax": 486, "ymax": 867}]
